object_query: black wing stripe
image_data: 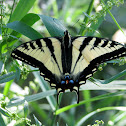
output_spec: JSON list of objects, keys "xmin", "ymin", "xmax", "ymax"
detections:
[
  {"xmin": 36, "ymin": 39, "xmax": 42, "ymax": 48},
  {"xmin": 79, "ymin": 37, "xmax": 93, "ymax": 52},
  {"xmin": 30, "ymin": 42, "xmax": 36, "ymax": 49},
  {"xmin": 79, "ymin": 47, "xmax": 126, "ymax": 81},
  {"xmin": 93, "ymin": 37, "xmax": 102, "ymax": 47},
  {"xmin": 101, "ymin": 39, "xmax": 109, "ymax": 47},
  {"xmin": 71, "ymin": 37, "xmax": 93, "ymax": 73},
  {"xmin": 11, "ymin": 49, "xmax": 58, "ymax": 83},
  {"xmin": 44, "ymin": 38, "xmax": 62, "ymax": 73}
]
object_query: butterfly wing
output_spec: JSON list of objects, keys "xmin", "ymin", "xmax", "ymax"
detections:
[
  {"xmin": 71, "ymin": 37, "xmax": 126, "ymax": 83},
  {"xmin": 11, "ymin": 38, "xmax": 63, "ymax": 84}
]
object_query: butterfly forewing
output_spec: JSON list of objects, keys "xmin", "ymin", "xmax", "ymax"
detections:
[
  {"xmin": 72, "ymin": 36, "xmax": 126, "ymax": 81},
  {"xmin": 11, "ymin": 38, "xmax": 63, "ymax": 83}
]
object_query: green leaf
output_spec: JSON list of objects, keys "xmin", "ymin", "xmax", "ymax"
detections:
[
  {"xmin": 24, "ymin": 101, "xmax": 29, "ymax": 118},
  {"xmin": 8, "ymin": 13, "xmax": 41, "ymax": 45},
  {"xmin": 0, "ymin": 72, "xmax": 15, "ymax": 84},
  {"xmin": 7, "ymin": 79, "xmax": 126, "ymax": 108},
  {"xmin": 38, "ymin": 15, "xmax": 66, "ymax": 37},
  {"xmin": 0, "ymin": 114, "xmax": 6, "ymax": 126},
  {"xmin": 81, "ymin": 80, "xmax": 126, "ymax": 90},
  {"xmin": 98, "ymin": 69, "xmax": 126, "ymax": 84},
  {"xmin": 3, "ymin": 80, "xmax": 13, "ymax": 96},
  {"xmin": 14, "ymin": 66, "xmax": 21, "ymax": 81},
  {"xmin": 8, "ymin": 0, "xmax": 36, "ymax": 23},
  {"xmin": 21, "ymin": 13, "xmax": 40, "ymax": 26},
  {"xmin": 76, "ymin": 106, "xmax": 126, "ymax": 126},
  {"xmin": 79, "ymin": 0, "xmax": 95, "ymax": 35},
  {"xmin": 0, "ymin": 27, "xmax": 2, "ymax": 35},
  {"xmin": 0, "ymin": 107, "xmax": 11, "ymax": 117},
  {"xmin": 7, "ymin": 89, "xmax": 56, "ymax": 108},
  {"xmin": 2, "ymin": 13, "xmax": 41, "ymax": 54},
  {"xmin": 0, "ymin": 61, "xmax": 3, "ymax": 73},
  {"xmin": 33, "ymin": 114, "xmax": 42, "ymax": 126},
  {"xmin": 55, "ymin": 90, "xmax": 126, "ymax": 115},
  {"xmin": 5, "ymin": 21, "xmax": 42, "ymax": 40},
  {"xmin": 31, "ymin": 67, "xmax": 57, "ymax": 111}
]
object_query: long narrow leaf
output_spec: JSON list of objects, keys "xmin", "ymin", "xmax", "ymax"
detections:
[
  {"xmin": 8, "ymin": 13, "xmax": 41, "ymax": 45},
  {"xmin": 31, "ymin": 67, "xmax": 57, "ymax": 111},
  {"xmin": 21, "ymin": 13, "xmax": 40, "ymax": 26},
  {"xmin": 39, "ymin": 15, "xmax": 66, "ymax": 37},
  {"xmin": 0, "ymin": 114, "xmax": 6, "ymax": 126},
  {"xmin": 7, "ymin": 80, "xmax": 126, "ymax": 108},
  {"xmin": 99, "ymin": 69, "xmax": 126, "ymax": 84},
  {"xmin": 5, "ymin": 21, "xmax": 42, "ymax": 40},
  {"xmin": 33, "ymin": 114, "xmax": 42, "ymax": 126},
  {"xmin": 0, "ymin": 107, "xmax": 11, "ymax": 117},
  {"xmin": 0, "ymin": 72, "xmax": 15, "ymax": 84},
  {"xmin": 24, "ymin": 101, "xmax": 29, "ymax": 118},
  {"xmin": 55, "ymin": 90, "xmax": 126, "ymax": 115},
  {"xmin": 0, "ymin": 27, "xmax": 2, "ymax": 35},
  {"xmin": 7, "ymin": 89, "xmax": 56, "ymax": 108},
  {"xmin": 3, "ymin": 80, "xmax": 13, "ymax": 96},
  {"xmin": 8, "ymin": 0, "xmax": 36, "ymax": 23},
  {"xmin": 79, "ymin": 0, "xmax": 94, "ymax": 35},
  {"xmin": 76, "ymin": 106, "xmax": 126, "ymax": 126},
  {"xmin": 0, "ymin": 61, "xmax": 3, "ymax": 73}
]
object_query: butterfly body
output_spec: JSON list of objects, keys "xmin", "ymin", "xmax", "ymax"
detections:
[{"xmin": 11, "ymin": 30, "xmax": 126, "ymax": 103}]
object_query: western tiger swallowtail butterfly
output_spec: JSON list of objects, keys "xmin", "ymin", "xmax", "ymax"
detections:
[{"xmin": 11, "ymin": 30, "xmax": 126, "ymax": 103}]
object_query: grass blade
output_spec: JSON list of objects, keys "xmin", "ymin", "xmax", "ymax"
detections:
[
  {"xmin": 33, "ymin": 114, "xmax": 42, "ymax": 126},
  {"xmin": 76, "ymin": 106, "xmax": 126, "ymax": 126},
  {"xmin": 99, "ymin": 69, "xmax": 126, "ymax": 84},
  {"xmin": 55, "ymin": 90, "xmax": 126, "ymax": 115},
  {"xmin": 7, "ymin": 89, "xmax": 56, "ymax": 108},
  {"xmin": 0, "ymin": 114, "xmax": 6, "ymax": 126},
  {"xmin": 5, "ymin": 21, "xmax": 42, "ymax": 40},
  {"xmin": 8, "ymin": 0, "xmax": 36, "ymax": 23},
  {"xmin": 0, "ymin": 72, "xmax": 15, "ymax": 84}
]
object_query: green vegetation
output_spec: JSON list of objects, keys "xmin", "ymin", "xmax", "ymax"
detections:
[{"xmin": 0, "ymin": 0, "xmax": 126, "ymax": 125}]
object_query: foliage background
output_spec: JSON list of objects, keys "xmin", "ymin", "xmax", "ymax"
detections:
[{"xmin": 0, "ymin": 0, "xmax": 126, "ymax": 126}]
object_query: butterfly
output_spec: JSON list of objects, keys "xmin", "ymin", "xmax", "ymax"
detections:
[{"xmin": 11, "ymin": 30, "xmax": 126, "ymax": 103}]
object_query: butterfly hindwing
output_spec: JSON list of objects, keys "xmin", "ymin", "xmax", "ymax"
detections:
[
  {"xmin": 72, "ymin": 36, "xmax": 126, "ymax": 82},
  {"xmin": 11, "ymin": 38, "xmax": 63, "ymax": 83}
]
